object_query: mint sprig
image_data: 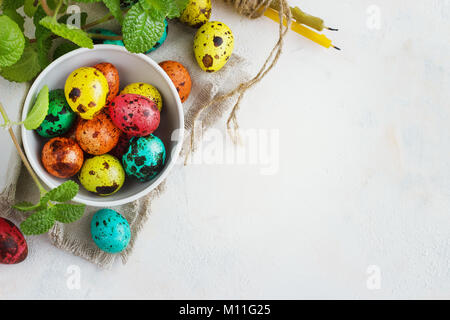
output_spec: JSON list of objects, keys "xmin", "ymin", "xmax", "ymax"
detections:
[
  {"xmin": 24, "ymin": 85, "xmax": 49, "ymax": 130},
  {"xmin": 0, "ymin": 15, "xmax": 25, "ymax": 68},
  {"xmin": 14, "ymin": 181, "xmax": 86, "ymax": 235}
]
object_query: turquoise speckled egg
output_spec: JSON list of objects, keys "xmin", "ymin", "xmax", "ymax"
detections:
[
  {"xmin": 36, "ymin": 89, "xmax": 77, "ymax": 138},
  {"xmin": 89, "ymin": 23, "xmax": 168, "ymax": 53},
  {"xmin": 91, "ymin": 209, "xmax": 130, "ymax": 253},
  {"xmin": 122, "ymin": 134, "xmax": 166, "ymax": 182}
]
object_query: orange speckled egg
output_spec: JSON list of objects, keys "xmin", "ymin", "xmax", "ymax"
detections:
[
  {"xmin": 75, "ymin": 112, "xmax": 121, "ymax": 155},
  {"xmin": 159, "ymin": 60, "xmax": 191, "ymax": 103},
  {"xmin": 41, "ymin": 137, "xmax": 84, "ymax": 178},
  {"xmin": 93, "ymin": 62, "xmax": 120, "ymax": 104}
]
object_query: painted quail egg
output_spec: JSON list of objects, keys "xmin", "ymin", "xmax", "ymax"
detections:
[
  {"xmin": 36, "ymin": 89, "xmax": 77, "ymax": 138},
  {"xmin": 75, "ymin": 112, "xmax": 121, "ymax": 155},
  {"xmin": 159, "ymin": 60, "xmax": 192, "ymax": 102},
  {"xmin": 122, "ymin": 134, "xmax": 166, "ymax": 182},
  {"xmin": 41, "ymin": 137, "xmax": 84, "ymax": 178},
  {"xmin": 194, "ymin": 21, "xmax": 234, "ymax": 72},
  {"xmin": 180, "ymin": 0, "xmax": 211, "ymax": 28},
  {"xmin": 64, "ymin": 67, "xmax": 109, "ymax": 119},
  {"xmin": 120, "ymin": 82, "xmax": 163, "ymax": 111},
  {"xmin": 91, "ymin": 209, "xmax": 130, "ymax": 253},
  {"xmin": 79, "ymin": 154, "xmax": 125, "ymax": 196},
  {"xmin": 109, "ymin": 94, "xmax": 160, "ymax": 137}
]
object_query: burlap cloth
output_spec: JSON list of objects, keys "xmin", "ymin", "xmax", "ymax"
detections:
[{"xmin": 0, "ymin": 5, "xmax": 251, "ymax": 268}]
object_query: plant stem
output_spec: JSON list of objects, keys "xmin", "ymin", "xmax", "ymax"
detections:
[
  {"xmin": 53, "ymin": 0, "xmax": 64, "ymax": 18},
  {"xmin": 82, "ymin": 13, "xmax": 114, "ymax": 30},
  {"xmin": 88, "ymin": 33, "xmax": 123, "ymax": 40},
  {"xmin": 0, "ymin": 102, "xmax": 47, "ymax": 196},
  {"xmin": 39, "ymin": 0, "xmax": 54, "ymax": 17}
]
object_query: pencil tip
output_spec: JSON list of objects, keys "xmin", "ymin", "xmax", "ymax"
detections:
[
  {"xmin": 327, "ymin": 27, "xmax": 339, "ymax": 31},
  {"xmin": 333, "ymin": 46, "xmax": 341, "ymax": 51}
]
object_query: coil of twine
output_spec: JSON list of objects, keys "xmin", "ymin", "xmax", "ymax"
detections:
[{"xmin": 185, "ymin": 0, "xmax": 292, "ymax": 163}]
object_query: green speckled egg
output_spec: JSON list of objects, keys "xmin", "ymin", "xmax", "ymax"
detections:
[
  {"xmin": 36, "ymin": 89, "xmax": 77, "ymax": 138},
  {"xmin": 91, "ymin": 209, "xmax": 130, "ymax": 253},
  {"xmin": 122, "ymin": 134, "xmax": 166, "ymax": 182},
  {"xmin": 193, "ymin": 21, "xmax": 234, "ymax": 72}
]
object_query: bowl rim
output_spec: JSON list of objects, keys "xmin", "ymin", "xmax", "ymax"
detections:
[{"xmin": 21, "ymin": 44, "xmax": 184, "ymax": 207}]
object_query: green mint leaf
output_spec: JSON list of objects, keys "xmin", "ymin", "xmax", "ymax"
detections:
[
  {"xmin": 13, "ymin": 201, "xmax": 36, "ymax": 212},
  {"xmin": 24, "ymin": 0, "xmax": 38, "ymax": 18},
  {"xmin": 70, "ymin": 0, "xmax": 103, "ymax": 2},
  {"xmin": 1, "ymin": 0, "xmax": 25, "ymax": 10},
  {"xmin": 58, "ymin": 11, "xmax": 88, "ymax": 27},
  {"xmin": 24, "ymin": 84, "xmax": 49, "ymax": 129},
  {"xmin": 138, "ymin": 0, "xmax": 172, "ymax": 18},
  {"xmin": 20, "ymin": 208, "xmax": 56, "ymax": 235},
  {"xmin": 13, "ymin": 192, "xmax": 50, "ymax": 212},
  {"xmin": 0, "ymin": 15, "xmax": 25, "ymax": 67},
  {"xmin": 103, "ymin": 0, "xmax": 124, "ymax": 25},
  {"xmin": 167, "ymin": 0, "xmax": 189, "ymax": 19},
  {"xmin": 0, "ymin": 41, "xmax": 41, "ymax": 82},
  {"xmin": 46, "ymin": 180, "xmax": 79, "ymax": 202},
  {"xmin": 39, "ymin": 16, "xmax": 94, "ymax": 49},
  {"xmin": 53, "ymin": 42, "xmax": 79, "ymax": 60},
  {"xmin": 53, "ymin": 204, "xmax": 86, "ymax": 223},
  {"xmin": 122, "ymin": 2, "xmax": 165, "ymax": 53},
  {"xmin": 3, "ymin": 9, "xmax": 25, "ymax": 32}
]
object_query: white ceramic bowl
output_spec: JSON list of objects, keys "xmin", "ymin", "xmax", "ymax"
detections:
[{"xmin": 21, "ymin": 45, "xmax": 184, "ymax": 207}]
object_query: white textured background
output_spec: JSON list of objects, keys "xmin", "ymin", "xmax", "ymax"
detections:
[{"xmin": 1, "ymin": 0, "xmax": 450, "ymax": 299}]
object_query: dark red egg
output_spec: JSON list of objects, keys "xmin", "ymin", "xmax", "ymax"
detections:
[
  {"xmin": 109, "ymin": 94, "xmax": 160, "ymax": 137},
  {"xmin": 109, "ymin": 131, "xmax": 132, "ymax": 160},
  {"xmin": 0, "ymin": 217, "xmax": 28, "ymax": 264}
]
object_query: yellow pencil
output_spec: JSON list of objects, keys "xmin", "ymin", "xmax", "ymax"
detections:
[{"xmin": 264, "ymin": 8, "xmax": 340, "ymax": 50}]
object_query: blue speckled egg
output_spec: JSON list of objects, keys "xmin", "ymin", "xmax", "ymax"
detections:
[
  {"xmin": 122, "ymin": 134, "xmax": 166, "ymax": 182},
  {"xmin": 89, "ymin": 28, "xmax": 124, "ymax": 46},
  {"xmin": 89, "ymin": 22, "xmax": 168, "ymax": 53},
  {"xmin": 91, "ymin": 209, "xmax": 130, "ymax": 253},
  {"xmin": 89, "ymin": 19, "xmax": 169, "ymax": 53}
]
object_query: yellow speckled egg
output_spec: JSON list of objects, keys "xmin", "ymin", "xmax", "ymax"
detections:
[
  {"xmin": 120, "ymin": 82, "xmax": 163, "ymax": 111},
  {"xmin": 64, "ymin": 67, "xmax": 109, "ymax": 120},
  {"xmin": 180, "ymin": 0, "xmax": 211, "ymax": 28},
  {"xmin": 79, "ymin": 154, "xmax": 125, "ymax": 196},
  {"xmin": 194, "ymin": 21, "xmax": 234, "ymax": 72}
]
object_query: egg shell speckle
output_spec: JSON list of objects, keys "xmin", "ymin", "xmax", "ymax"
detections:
[
  {"xmin": 79, "ymin": 154, "xmax": 125, "ymax": 196},
  {"xmin": 36, "ymin": 89, "xmax": 77, "ymax": 138},
  {"xmin": 194, "ymin": 21, "xmax": 234, "ymax": 72},
  {"xmin": 159, "ymin": 61, "xmax": 191, "ymax": 102},
  {"xmin": 180, "ymin": 0, "xmax": 212, "ymax": 28},
  {"xmin": 120, "ymin": 82, "xmax": 163, "ymax": 111},
  {"xmin": 109, "ymin": 94, "xmax": 160, "ymax": 137},
  {"xmin": 122, "ymin": 134, "xmax": 166, "ymax": 182},
  {"xmin": 91, "ymin": 209, "xmax": 130, "ymax": 253},
  {"xmin": 41, "ymin": 137, "xmax": 84, "ymax": 178},
  {"xmin": 75, "ymin": 112, "xmax": 121, "ymax": 155},
  {"xmin": 64, "ymin": 67, "xmax": 109, "ymax": 120},
  {"xmin": 93, "ymin": 62, "xmax": 120, "ymax": 104}
]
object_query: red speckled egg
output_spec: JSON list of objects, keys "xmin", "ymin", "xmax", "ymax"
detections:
[
  {"xmin": 75, "ymin": 112, "xmax": 121, "ymax": 155},
  {"xmin": 109, "ymin": 94, "xmax": 160, "ymax": 137},
  {"xmin": 159, "ymin": 60, "xmax": 191, "ymax": 102},
  {"xmin": 93, "ymin": 62, "xmax": 120, "ymax": 104},
  {"xmin": 0, "ymin": 218, "xmax": 28, "ymax": 264},
  {"xmin": 109, "ymin": 131, "xmax": 132, "ymax": 160},
  {"xmin": 42, "ymin": 137, "xmax": 84, "ymax": 178}
]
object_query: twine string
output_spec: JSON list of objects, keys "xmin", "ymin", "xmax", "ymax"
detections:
[{"xmin": 185, "ymin": 0, "xmax": 292, "ymax": 164}]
